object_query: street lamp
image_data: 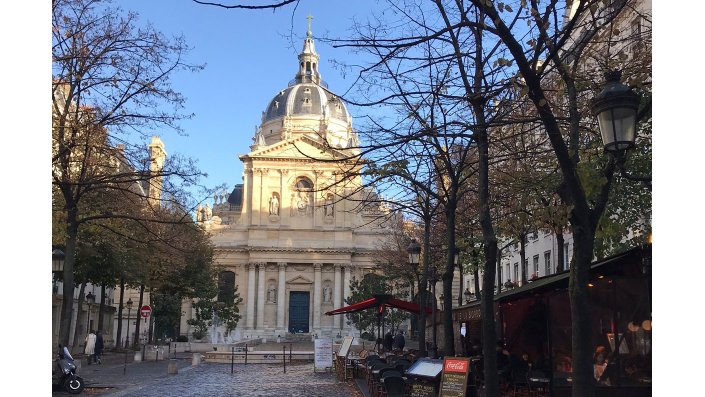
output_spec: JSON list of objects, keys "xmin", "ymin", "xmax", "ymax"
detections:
[
  {"xmin": 590, "ymin": 70, "xmax": 640, "ymax": 153},
  {"xmin": 591, "ymin": 70, "xmax": 651, "ymax": 189},
  {"xmin": 125, "ymin": 298, "xmax": 133, "ymax": 349},
  {"xmin": 85, "ymin": 291, "xmax": 95, "ymax": 334},
  {"xmin": 407, "ymin": 239, "xmax": 421, "ymax": 265}
]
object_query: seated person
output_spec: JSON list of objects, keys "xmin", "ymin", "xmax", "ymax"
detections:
[
  {"xmin": 593, "ymin": 346, "xmax": 614, "ymax": 385},
  {"xmin": 496, "ymin": 343, "xmax": 510, "ymax": 371}
]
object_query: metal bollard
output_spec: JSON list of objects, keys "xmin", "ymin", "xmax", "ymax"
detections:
[
  {"xmin": 283, "ymin": 346, "xmax": 286, "ymax": 373},
  {"xmin": 289, "ymin": 344, "xmax": 292, "ymax": 363},
  {"xmin": 192, "ymin": 353, "xmax": 201, "ymax": 366},
  {"xmin": 231, "ymin": 346, "xmax": 235, "ymax": 374},
  {"xmin": 245, "ymin": 344, "xmax": 248, "ymax": 365},
  {"xmin": 167, "ymin": 359, "xmax": 178, "ymax": 374}
]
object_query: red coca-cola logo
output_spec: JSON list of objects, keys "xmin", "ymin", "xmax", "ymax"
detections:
[{"xmin": 445, "ymin": 359, "xmax": 468, "ymax": 372}]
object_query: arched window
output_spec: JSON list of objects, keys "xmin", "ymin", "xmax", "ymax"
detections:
[
  {"xmin": 295, "ymin": 177, "xmax": 313, "ymax": 191},
  {"xmin": 218, "ymin": 271, "xmax": 236, "ymax": 304}
]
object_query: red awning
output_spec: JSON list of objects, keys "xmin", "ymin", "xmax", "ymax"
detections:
[{"xmin": 325, "ymin": 294, "xmax": 431, "ymax": 316}]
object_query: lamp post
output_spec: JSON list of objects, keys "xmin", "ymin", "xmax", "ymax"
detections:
[
  {"xmin": 429, "ymin": 267, "xmax": 439, "ymax": 358},
  {"xmin": 454, "ymin": 248, "xmax": 463, "ymax": 307},
  {"xmin": 591, "ymin": 70, "xmax": 650, "ymax": 187},
  {"xmin": 125, "ymin": 298, "xmax": 133, "ymax": 349},
  {"xmin": 85, "ymin": 291, "xmax": 95, "ymax": 334},
  {"xmin": 407, "ymin": 239, "xmax": 422, "ymax": 353},
  {"xmin": 52, "ymin": 249, "xmax": 65, "ymax": 294}
]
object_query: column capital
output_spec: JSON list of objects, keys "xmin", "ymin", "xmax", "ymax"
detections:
[
  {"xmin": 247, "ymin": 263, "xmax": 257, "ymax": 271},
  {"xmin": 313, "ymin": 263, "xmax": 323, "ymax": 270},
  {"xmin": 334, "ymin": 264, "xmax": 342, "ymax": 271},
  {"xmin": 278, "ymin": 262, "xmax": 287, "ymax": 270}
]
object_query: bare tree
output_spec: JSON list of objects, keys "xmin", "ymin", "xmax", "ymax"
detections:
[{"xmin": 52, "ymin": 0, "xmax": 207, "ymax": 347}]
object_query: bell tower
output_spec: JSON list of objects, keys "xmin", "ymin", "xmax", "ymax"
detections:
[{"xmin": 295, "ymin": 15, "xmax": 321, "ymax": 85}]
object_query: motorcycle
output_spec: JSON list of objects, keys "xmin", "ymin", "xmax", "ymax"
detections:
[{"xmin": 54, "ymin": 345, "xmax": 85, "ymax": 394}]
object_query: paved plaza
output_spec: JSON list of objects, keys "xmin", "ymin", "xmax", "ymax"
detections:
[{"xmin": 51, "ymin": 351, "xmax": 362, "ymax": 397}]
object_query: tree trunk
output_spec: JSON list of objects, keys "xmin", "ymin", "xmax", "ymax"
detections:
[
  {"xmin": 442, "ymin": 202, "xmax": 457, "ymax": 357},
  {"xmin": 556, "ymin": 232, "xmax": 566, "ymax": 272},
  {"xmin": 418, "ymin": 213, "xmax": 432, "ymax": 357},
  {"xmin": 568, "ymin": 228, "xmax": 596, "ymax": 397},
  {"xmin": 98, "ymin": 284, "xmax": 106, "ymax": 333},
  {"xmin": 148, "ymin": 290, "xmax": 154, "ymax": 343},
  {"xmin": 60, "ymin": 213, "xmax": 79, "ymax": 347},
  {"xmin": 474, "ymin": 268, "xmax": 482, "ymax": 300},
  {"xmin": 520, "ymin": 233, "xmax": 527, "ymax": 284},
  {"xmin": 115, "ymin": 278, "xmax": 125, "ymax": 349},
  {"xmin": 481, "ymin": 242, "xmax": 499, "ymax": 397},
  {"xmin": 495, "ymin": 246, "xmax": 503, "ymax": 294},
  {"xmin": 133, "ymin": 284, "xmax": 145, "ymax": 348},
  {"xmin": 72, "ymin": 282, "xmax": 87, "ymax": 350}
]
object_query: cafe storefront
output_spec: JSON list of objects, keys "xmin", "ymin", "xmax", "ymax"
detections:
[{"xmin": 453, "ymin": 246, "xmax": 652, "ymax": 396}]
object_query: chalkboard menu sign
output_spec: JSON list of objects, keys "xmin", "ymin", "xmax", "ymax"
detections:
[
  {"xmin": 410, "ymin": 381, "xmax": 436, "ymax": 397},
  {"xmin": 438, "ymin": 357, "xmax": 470, "ymax": 397}
]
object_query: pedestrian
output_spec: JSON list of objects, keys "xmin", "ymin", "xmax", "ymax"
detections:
[
  {"xmin": 393, "ymin": 330, "xmax": 405, "ymax": 351},
  {"xmin": 384, "ymin": 331, "xmax": 394, "ymax": 351},
  {"xmin": 85, "ymin": 330, "xmax": 96, "ymax": 365},
  {"xmin": 94, "ymin": 330, "xmax": 104, "ymax": 364}
]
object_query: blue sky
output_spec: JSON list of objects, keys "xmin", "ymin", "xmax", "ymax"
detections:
[{"xmin": 121, "ymin": 0, "xmax": 383, "ymax": 200}]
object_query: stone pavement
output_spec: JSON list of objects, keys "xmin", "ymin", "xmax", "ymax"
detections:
[{"xmin": 52, "ymin": 350, "xmax": 363, "ymax": 397}]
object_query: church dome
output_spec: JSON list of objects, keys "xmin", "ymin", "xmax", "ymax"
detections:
[
  {"xmin": 262, "ymin": 83, "xmax": 351, "ymax": 125},
  {"xmin": 252, "ymin": 21, "xmax": 357, "ymax": 151}
]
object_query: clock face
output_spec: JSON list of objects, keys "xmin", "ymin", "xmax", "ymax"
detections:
[{"xmin": 298, "ymin": 200, "xmax": 307, "ymax": 210}]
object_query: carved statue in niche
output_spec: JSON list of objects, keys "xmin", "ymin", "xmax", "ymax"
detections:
[
  {"xmin": 296, "ymin": 192, "xmax": 309, "ymax": 214},
  {"xmin": 324, "ymin": 194, "xmax": 334, "ymax": 217},
  {"xmin": 267, "ymin": 284, "xmax": 277, "ymax": 303},
  {"xmin": 269, "ymin": 193, "xmax": 280, "ymax": 216},
  {"xmin": 323, "ymin": 285, "xmax": 332, "ymax": 303}
]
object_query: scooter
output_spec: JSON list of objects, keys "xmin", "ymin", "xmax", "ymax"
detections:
[{"xmin": 54, "ymin": 345, "xmax": 85, "ymax": 394}]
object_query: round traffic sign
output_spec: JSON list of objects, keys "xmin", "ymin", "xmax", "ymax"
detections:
[{"xmin": 140, "ymin": 305, "xmax": 152, "ymax": 318}]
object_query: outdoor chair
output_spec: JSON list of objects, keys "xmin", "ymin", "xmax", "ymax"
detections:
[
  {"xmin": 381, "ymin": 375, "xmax": 408, "ymax": 397},
  {"xmin": 511, "ymin": 367, "xmax": 532, "ymax": 397},
  {"xmin": 375, "ymin": 368, "xmax": 402, "ymax": 397},
  {"xmin": 394, "ymin": 362, "xmax": 411, "ymax": 374},
  {"xmin": 368, "ymin": 362, "xmax": 391, "ymax": 395}
]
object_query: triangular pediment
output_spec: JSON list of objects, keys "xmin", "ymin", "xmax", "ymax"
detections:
[
  {"xmin": 287, "ymin": 274, "xmax": 314, "ymax": 284},
  {"xmin": 241, "ymin": 135, "xmax": 352, "ymax": 162}
]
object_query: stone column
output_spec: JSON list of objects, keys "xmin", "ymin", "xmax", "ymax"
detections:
[
  {"xmin": 343, "ymin": 266, "xmax": 351, "ymax": 305},
  {"xmin": 343, "ymin": 266, "xmax": 352, "ymax": 335},
  {"xmin": 333, "ymin": 264, "xmax": 342, "ymax": 330},
  {"xmin": 256, "ymin": 263, "xmax": 266, "ymax": 329},
  {"xmin": 246, "ymin": 263, "xmax": 256, "ymax": 329},
  {"xmin": 277, "ymin": 262, "xmax": 286, "ymax": 330},
  {"xmin": 313, "ymin": 263, "xmax": 322, "ymax": 331}
]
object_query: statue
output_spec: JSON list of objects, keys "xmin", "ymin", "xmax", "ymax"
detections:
[
  {"xmin": 196, "ymin": 203, "xmax": 203, "ymax": 222},
  {"xmin": 267, "ymin": 284, "xmax": 277, "ymax": 303},
  {"xmin": 324, "ymin": 196, "xmax": 334, "ymax": 217},
  {"xmin": 205, "ymin": 203, "xmax": 212, "ymax": 220},
  {"xmin": 214, "ymin": 192, "xmax": 219, "ymax": 205},
  {"xmin": 323, "ymin": 285, "xmax": 332, "ymax": 303},
  {"xmin": 269, "ymin": 194, "xmax": 280, "ymax": 216}
]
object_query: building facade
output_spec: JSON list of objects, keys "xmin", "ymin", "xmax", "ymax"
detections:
[{"xmin": 188, "ymin": 26, "xmax": 393, "ymax": 341}]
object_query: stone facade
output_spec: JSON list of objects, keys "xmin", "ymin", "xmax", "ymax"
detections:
[{"xmin": 194, "ymin": 26, "xmax": 393, "ymax": 341}]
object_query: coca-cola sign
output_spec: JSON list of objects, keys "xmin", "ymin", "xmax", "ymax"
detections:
[
  {"xmin": 444, "ymin": 359, "xmax": 468, "ymax": 373},
  {"xmin": 439, "ymin": 357, "xmax": 471, "ymax": 397}
]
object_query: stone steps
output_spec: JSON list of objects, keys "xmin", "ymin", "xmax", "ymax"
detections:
[{"xmin": 204, "ymin": 350, "xmax": 315, "ymax": 364}]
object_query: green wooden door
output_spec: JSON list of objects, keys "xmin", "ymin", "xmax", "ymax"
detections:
[{"xmin": 288, "ymin": 291, "xmax": 310, "ymax": 333}]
